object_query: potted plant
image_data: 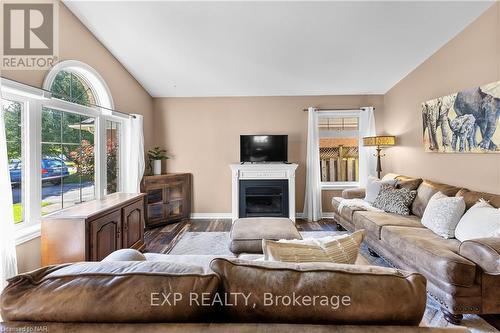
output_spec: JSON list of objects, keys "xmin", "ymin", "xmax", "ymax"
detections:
[{"xmin": 147, "ymin": 147, "xmax": 169, "ymax": 175}]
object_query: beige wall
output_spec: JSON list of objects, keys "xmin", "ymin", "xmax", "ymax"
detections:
[
  {"xmin": 383, "ymin": 3, "xmax": 500, "ymax": 194},
  {"xmin": 2, "ymin": 2, "xmax": 154, "ymax": 272},
  {"xmin": 153, "ymin": 95, "xmax": 384, "ymax": 214},
  {"xmin": 1, "ymin": 3, "xmax": 154, "ymax": 148}
]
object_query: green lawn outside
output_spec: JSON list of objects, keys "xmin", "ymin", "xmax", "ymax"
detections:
[{"xmin": 13, "ymin": 202, "xmax": 53, "ymax": 224}]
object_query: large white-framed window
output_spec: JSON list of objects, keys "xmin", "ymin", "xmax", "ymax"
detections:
[
  {"xmin": 1, "ymin": 61, "xmax": 127, "ymax": 244},
  {"xmin": 318, "ymin": 111, "xmax": 361, "ymax": 189}
]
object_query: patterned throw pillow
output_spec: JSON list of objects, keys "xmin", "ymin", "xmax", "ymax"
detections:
[
  {"xmin": 262, "ymin": 230, "xmax": 364, "ymax": 264},
  {"xmin": 421, "ymin": 192, "xmax": 466, "ymax": 239},
  {"xmin": 372, "ymin": 184, "xmax": 417, "ymax": 215}
]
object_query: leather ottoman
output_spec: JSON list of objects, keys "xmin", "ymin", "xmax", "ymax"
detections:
[{"xmin": 229, "ymin": 217, "xmax": 302, "ymax": 254}]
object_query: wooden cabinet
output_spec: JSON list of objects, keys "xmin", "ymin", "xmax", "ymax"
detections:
[
  {"xmin": 122, "ymin": 199, "xmax": 144, "ymax": 249},
  {"xmin": 141, "ymin": 173, "xmax": 191, "ymax": 228},
  {"xmin": 90, "ymin": 210, "xmax": 122, "ymax": 261},
  {"xmin": 42, "ymin": 193, "xmax": 145, "ymax": 266}
]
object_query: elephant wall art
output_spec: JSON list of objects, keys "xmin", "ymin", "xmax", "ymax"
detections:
[{"xmin": 422, "ymin": 81, "xmax": 500, "ymax": 153}]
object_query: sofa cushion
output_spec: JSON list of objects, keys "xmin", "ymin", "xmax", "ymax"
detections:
[
  {"xmin": 456, "ymin": 188, "xmax": 500, "ymax": 210},
  {"xmin": 395, "ymin": 177, "xmax": 423, "ymax": 191},
  {"xmin": 210, "ymin": 258, "xmax": 427, "ymax": 325},
  {"xmin": 412, "ymin": 180, "xmax": 462, "ymax": 218},
  {"xmin": 0, "ymin": 261, "xmax": 220, "ymax": 323},
  {"xmin": 353, "ymin": 211, "xmax": 424, "ymax": 239},
  {"xmin": 380, "ymin": 226, "xmax": 476, "ymax": 287},
  {"xmin": 143, "ymin": 253, "xmax": 236, "ymax": 272}
]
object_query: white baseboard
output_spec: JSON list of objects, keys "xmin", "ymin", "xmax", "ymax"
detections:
[
  {"xmin": 190, "ymin": 212, "xmax": 336, "ymax": 219},
  {"xmin": 190, "ymin": 213, "xmax": 233, "ymax": 219}
]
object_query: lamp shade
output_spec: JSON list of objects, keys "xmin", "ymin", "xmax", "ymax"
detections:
[{"xmin": 363, "ymin": 136, "xmax": 396, "ymax": 147}]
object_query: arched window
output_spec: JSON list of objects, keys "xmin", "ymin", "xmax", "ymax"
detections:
[
  {"xmin": 50, "ymin": 70, "xmax": 97, "ymax": 107},
  {"xmin": 43, "ymin": 60, "xmax": 114, "ymax": 109}
]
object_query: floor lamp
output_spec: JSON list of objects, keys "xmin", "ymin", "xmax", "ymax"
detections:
[{"xmin": 362, "ymin": 136, "xmax": 396, "ymax": 179}]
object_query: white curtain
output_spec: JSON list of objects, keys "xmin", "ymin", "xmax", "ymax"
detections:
[
  {"xmin": 303, "ymin": 107, "xmax": 322, "ymax": 221},
  {"xmin": 123, "ymin": 114, "xmax": 145, "ymax": 193},
  {"xmin": 0, "ymin": 107, "xmax": 18, "ymax": 292},
  {"xmin": 359, "ymin": 106, "xmax": 377, "ymax": 186}
]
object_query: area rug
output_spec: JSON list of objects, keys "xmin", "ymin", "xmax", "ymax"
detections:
[{"xmin": 167, "ymin": 231, "xmax": 498, "ymax": 333}]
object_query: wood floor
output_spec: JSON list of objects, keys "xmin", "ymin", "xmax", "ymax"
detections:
[{"xmin": 143, "ymin": 218, "xmax": 337, "ymax": 254}]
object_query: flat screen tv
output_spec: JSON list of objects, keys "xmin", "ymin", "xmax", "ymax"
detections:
[{"xmin": 240, "ymin": 135, "xmax": 288, "ymax": 163}]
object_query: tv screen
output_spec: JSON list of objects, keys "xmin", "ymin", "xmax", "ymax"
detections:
[{"xmin": 240, "ymin": 135, "xmax": 288, "ymax": 162}]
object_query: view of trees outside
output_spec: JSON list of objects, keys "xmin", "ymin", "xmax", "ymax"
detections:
[
  {"xmin": 106, "ymin": 120, "xmax": 120, "ymax": 194},
  {"xmin": 51, "ymin": 70, "xmax": 96, "ymax": 107},
  {"xmin": 3, "ymin": 100, "xmax": 23, "ymax": 223},
  {"xmin": 4, "ymin": 70, "xmax": 120, "ymax": 223}
]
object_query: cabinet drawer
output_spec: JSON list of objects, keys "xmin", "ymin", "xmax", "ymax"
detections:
[{"xmin": 143, "ymin": 175, "xmax": 188, "ymax": 187}]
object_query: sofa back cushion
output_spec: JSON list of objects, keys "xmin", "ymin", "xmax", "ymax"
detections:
[
  {"xmin": 210, "ymin": 258, "xmax": 427, "ymax": 325},
  {"xmin": 412, "ymin": 180, "xmax": 462, "ymax": 217},
  {"xmin": 456, "ymin": 188, "xmax": 500, "ymax": 210},
  {"xmin": 395, "ymin": 176, "xmax": 423, "ymax": 191},
  {"xmin": 0, "ymin": 261, "xmax": 220, "ymax": 323}
]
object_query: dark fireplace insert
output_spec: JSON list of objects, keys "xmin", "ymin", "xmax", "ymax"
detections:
[{"xmin": 239, "ymin": 179, "xmax": 289, "ymax": 218}]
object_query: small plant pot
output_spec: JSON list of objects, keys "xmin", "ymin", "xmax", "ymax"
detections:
[{"xmin": 153, "ymin": 160, "xmax": 162, "ymax": 175}]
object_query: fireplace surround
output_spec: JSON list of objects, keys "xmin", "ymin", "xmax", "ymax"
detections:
[{"xmin": 230, "ymin": 163, "xmax": 298, "ymax": 222}]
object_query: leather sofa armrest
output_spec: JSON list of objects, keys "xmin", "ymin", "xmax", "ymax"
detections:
[
  {"xmin": 342, "ymin": 188, "xmax": 366, "ymax": 199},
  {"xmin": 459, "ymin": 238, "xmax": 500, "ymax": 274}
]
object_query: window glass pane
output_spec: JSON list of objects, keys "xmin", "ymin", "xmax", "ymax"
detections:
[
  {"xmin": 318, "ymin": 116, "xmax": 359, "ymax": 183},
  {"xmin": 50, "ymin": 70, "xmax": 96, "ymax": 107},
  {"xmin": 2, "ymin": 100, "xmax": 23, "ymax": 223},
  {"xmin": 106, "ymin": 120, "xmax": 120, "ymax": 194},
  {"xmin": 41, "ymin": 107, "xmax": 95, "ymax": 215}
]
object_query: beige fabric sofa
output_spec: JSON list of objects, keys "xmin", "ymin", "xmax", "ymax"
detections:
[
  {"xmin": 332, "ymin": 175, "xmax": 500, "ymax": 324},
  {"xmin": 1, "ymin": 253, "xmax": 469, "ymax": 333}
]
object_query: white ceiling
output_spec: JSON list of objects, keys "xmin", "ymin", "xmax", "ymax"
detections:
[{"xmin": 65, "ymin": 1, "xmax": 493, "ymax": 97}]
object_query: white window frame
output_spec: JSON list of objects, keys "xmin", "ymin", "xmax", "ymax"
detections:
[
  {"xmin": 317, "ymin": 110, "xmax": 362, "ymax": 190},
  {"xmin": 1, "ymin": 69, "xmax": 127, "ymax": 245}
]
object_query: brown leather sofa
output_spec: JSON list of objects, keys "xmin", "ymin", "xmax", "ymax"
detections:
[
  {"xmin": 0, "ymin": 254, "xmax": 469, "ymax": 333},
  {"xmin": 332, "ymin": 175, "xmax": 500, "ymax": 324}
]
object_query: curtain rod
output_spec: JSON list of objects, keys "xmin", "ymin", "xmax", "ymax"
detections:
[
  {"xmin": 302, "ymin": 107, "xmax": 375, "ymax": 112},
  {"xmin": 1, "ymin": 76, "xmax": 136, "ymax": 118}
]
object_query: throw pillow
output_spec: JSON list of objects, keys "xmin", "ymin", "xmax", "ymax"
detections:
[
  {"xmin": 455, "ymin": 199, "xmax": 500, "ymax": 242},
  {"xmin": 381, "ymin": 173, "xmax": 399, "ymax": 181},
  {"xmin": 364, "ymin": 176, "xmax": 397, "ymax": 203},
  {"xmin": 262, "ymin": 230, "xmax": 364, "ymax": 264},
  {"xmin": 372, "ymin": 184, "xmax": 417, "ymax": 215},
  {"xmin": 421, "ymin": 192, "xmax": 466, "ymax": 239}
]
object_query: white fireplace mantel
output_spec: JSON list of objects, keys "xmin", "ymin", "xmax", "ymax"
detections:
[{"xmin": 230, "ymin": 163, "xmax": 299, "ymax": 222}]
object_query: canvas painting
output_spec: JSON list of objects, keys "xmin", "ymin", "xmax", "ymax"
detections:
[{"xmin": 422, "ymin": 81, "xmax": 500, "ymax": 153}]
